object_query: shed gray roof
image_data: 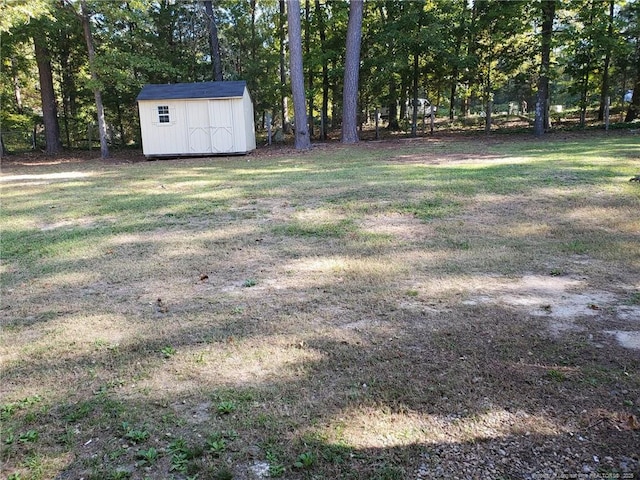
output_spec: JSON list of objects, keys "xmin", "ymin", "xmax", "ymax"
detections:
[{"xmin": 137, "ymin": 81, "xmax": 247, "ymax": 101}]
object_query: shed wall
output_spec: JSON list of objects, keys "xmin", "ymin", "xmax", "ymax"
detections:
[{"xmin": 138, "ymin": 88, "xmax": 256, "ymax": 157}]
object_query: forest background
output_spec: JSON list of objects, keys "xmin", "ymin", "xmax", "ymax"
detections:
[{"xmin": 2, "ymin": 0, "xmax": 640, "ymax": 155}]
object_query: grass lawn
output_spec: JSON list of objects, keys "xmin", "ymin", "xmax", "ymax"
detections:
[{"xmin": 1, "ymin": 132, "xmax": 639, "ymax": 479}]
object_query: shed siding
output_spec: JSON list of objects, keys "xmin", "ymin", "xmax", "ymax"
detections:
[
  {"xmin": 243, "ymin": 89, "xmax": 257, "ymax": 151},
  {"xmin": 137, "ymin": 82, "xmax": 255, "ymax": 157}
]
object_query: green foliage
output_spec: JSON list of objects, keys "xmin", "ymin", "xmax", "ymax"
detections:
[
  {"xmin": 160, "ymin": 346, "xmax": 177, "ymax": 358},
  {"xmin": 216, "ymin": 401, "xmax": 236, "ymax": 415},
  {"xmin": 120, "ymin": 422, "xmax": 149, "ymax": 444},
  {"xmin": 3, "ymin": 0, "xmax": 637, "ymax": 153},
  {"xmin": 293, "ymin": 451, "xmax": 315, "ymax": 469}
]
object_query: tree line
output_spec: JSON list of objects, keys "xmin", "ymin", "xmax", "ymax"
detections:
[{"xmin": 2, "ymin": 0, "xmax": 640, "ymax": 155}]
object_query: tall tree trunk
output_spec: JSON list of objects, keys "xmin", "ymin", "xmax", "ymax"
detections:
[
  {"xmin": 388, "ymin": 77, "xmax": 399, "ymax": 130},
  {"xmin": 11, "ymin": 57, "xmax": 24, "ymax": 114},
  {"xmin": 280, "ymin": 0, "xmax": 291, "ymax": 133},
  {"xmin": 534, "ymin": 0, "xmax": 556, "ymax": 136},
  {"xmin": 598, "ymin": 0, "xmax": 614, "ymax": 121},
  {"xmin": 81, "ymin": 0, "xmax": 109, "ymax": 158},
  {"xmin": 204, "ymin": 0, "xmax": 223, "ymax": 81},
  {"xmin": 341, "ymin": 0, "xmax": 363, "ymax": 144},
  {"xmin": 305, "ymin": 0, "xmax": 314, "ymax": 137},
  {"xmin": 287, "ymin": 0, "xmax": 311, "ymax": 150},
  {"xmin": 316, "ymin": 0, "xmax": 328, "ymax": 139},
  {"xmin": 33, "ymin": 34, "xmax": 62, "ymax": 155}
]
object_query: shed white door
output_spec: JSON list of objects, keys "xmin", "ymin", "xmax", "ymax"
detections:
[
  {"xmin": 186, "ymin": 100, "xmax": 234, "ymax": 154},
  {"xmin": 208, "ymin": 100, "xmax": 234, "ymax": 153},
  {"xmin": 187, "ymin": 102, "xmax": 212, "ymax": 154}
]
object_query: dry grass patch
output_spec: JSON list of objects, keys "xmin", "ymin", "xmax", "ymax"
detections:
[{"xmin": 1, "ymin": 133, "xmax": 639, "ymax": 479}]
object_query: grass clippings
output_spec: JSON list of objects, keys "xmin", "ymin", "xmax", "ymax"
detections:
[{"xmin": 1, "ymin": 132, "xmax": 639, "ymax": 479}]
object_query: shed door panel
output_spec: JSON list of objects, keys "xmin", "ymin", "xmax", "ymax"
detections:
[
  {"xmin": 187, "ymin": 102, "xmax": 212, "ymax": 153},
  {"xmin": 209, "ymin": 100, "xmax": 234, "ymax": 153}
]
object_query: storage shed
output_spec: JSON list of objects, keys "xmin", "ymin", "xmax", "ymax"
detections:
[{"xmin": 136, "ymin": 81, "xmax": 256, "ymax": 158}]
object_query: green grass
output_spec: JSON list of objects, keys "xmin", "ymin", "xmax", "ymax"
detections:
[{"xmin": 1, "ymin": 132, "xmax": 639, "ymax": 479}]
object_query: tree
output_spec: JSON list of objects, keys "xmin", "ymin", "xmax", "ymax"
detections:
[
  {"xmin": 34, "ymin": 29, "xmax": 62, "ymax": 154},
  {"xmin": 534, "ymin": 0, "xmax": 556, "ymax": 136},
  {"xmin": 342, "ymin": 0, "xmax": 363, "ymax": 143},
  {"xmin": 287, "ymin": 0, "xmax": 311, "ymax": 150},
  {"xmin": 80, "ymin": 0, "xmax": 109, "ymax": 158},
  {"xmin": 204, "ymin": 0, "xmax": 223, "ymax": 81}
]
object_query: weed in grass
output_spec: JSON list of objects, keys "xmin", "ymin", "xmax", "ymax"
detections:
[
  {"xmin": 18, "ymin": 430, "xmax": 38, "ymax": 443},
  {"xmin": 106, "ymin": 469, "xmax": 131, "ymax": 480},
  {"xmin": 160, "ymin": 346, "xmax": 177, "ymax": 358},
  {"xmin": 4, "ymin": 430, "xmax": 16, "ymax": 445},
  {"xmin": 121, "ymin": 422, "xmax": 149, "ymax": 444},
  {"xmin": 169, "ymin": 452, "xmax": 189, "ymax": 474},
  {"xmin": 406, "ymin": 289, "xmax": 419, "ymax": 297},
  {"xmin": 216, "ymin": 401, "xmax": 236, "ymax": 415},
  {"xmin": 242, "ymin": 278, "xmax": 257, "ymax": 288},
  {"xmin": 1, "ymin": 404, "xmax": 18, "ymax": 420},
  {"xmin": 108, "ymin": 448, "xmax": 127, "ymax": 461},
  {"xmin": 549, "ymin": 268, "xmax": 564, "ymax": 276},
  {"xmin": 22, "ymin": 454, "xmax": 44, "ymax": 479},
  {"xmin": 59, "ymin": 427, "xmax": 76, "ymax": 448},
  {"xmin": 546, "ymin": 369, "xmax": 566, "ymax": 382},
  {"xmin": 293, "ymin": 451, "xmax": 315, "ymax": 469},
  {"xmin": 7, "ymin": 473, "xmax": 22, "ymax": 480},
  {"xmin": 206, "ymin": 434, "xmax": 227, "ymax": 456},
  {"xmin": 137, "ymin": 447, "xmax": 159, "ymax": 465},
  {"xmin": 266, "ymin": 451, "xmax": 285, "ymax": 478},
  {"xmin": 64, "ymin": 401, "xmax": 94, "ymax": 422},
  {"xmin": 167, "ymin": 438, "xmax": 203, "ymax": 474}
]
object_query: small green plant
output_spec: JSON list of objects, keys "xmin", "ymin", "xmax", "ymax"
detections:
[
  {"xmin": 216, "ymin": 401, "xmax": 236, "ymax": 415},
  {"xmin": 1, "ymin": 403, "xmax": 18, "ymax": 420},
  {"xmin": 18, "ymin": 430, "xmax": 39, "ymax": 443},
  {"xmin": 169, "ymin": 452, "xmax": 189, "ymax": 473},
  {"xmin": 121, "ymin": 422, "xmax": 149, "ymax": 443},
  {"xmin": 242, "ymin": 278, "xmax": 257, "ymax": 288},
  {"xmin": 293, "ymin": 451, "xmax": 315, "ymax": 469},
  {"xmin": 107, "ymin": 469, "xmax": 131, "ymax": 480},
  {"xmin": 7, "ymin": 473, "xmax": 22, "ymax": 480},
  {"xmin": 160, "ymin": 346, "xmax": 177, "ymax": 358},
  {"xmin": 546, "ymin": 369, "xmax": 566, "ymax": 382},
  {"xmin": 549, "ymin": 268, "xmax": 563, "ymax": 276},
  {"xmin": 266, "ymin": 451, "xmax": 285, "ymax": 478},
  {"xmin": 206, "ymin": 433, "xmax": 227, "ymax": 456},
  {"xmin": 4, "ymin": 430, "xmax": 15, "ymax": 445},
  {"xmin": 167, "ymin": 438, "xmax": 202, "ymax": 474},
  {"xmin": 64, "ymin": 401, "xmax": 94, "ymax": 422},
  {"xmin": 137, "ymin": 447, "xmax": 159, "ymax": 465},
  {"xmin": 406, "ymin": 289, "xmax": 419, "ymax": 297}
]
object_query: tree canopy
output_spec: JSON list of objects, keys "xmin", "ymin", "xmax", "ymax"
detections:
[{"xmin": 2, "ymin": 0, "xmax": 639, "ymax": 152}]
